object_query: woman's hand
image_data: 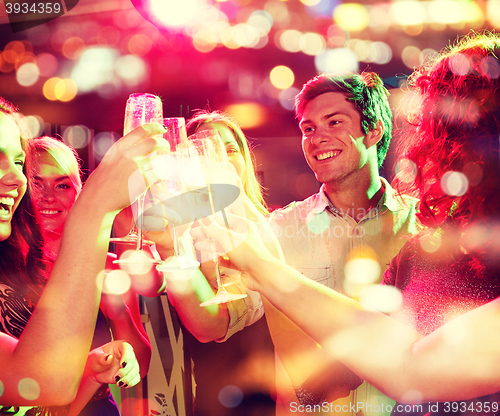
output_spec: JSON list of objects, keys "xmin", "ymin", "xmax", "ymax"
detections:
[
  {"xmin": 83, "ymin": 123, "xmax": 168, "ymax": 214},
  {"xmin": 86, "ymin": 341, "xmax": 140, "ymax": 388}
]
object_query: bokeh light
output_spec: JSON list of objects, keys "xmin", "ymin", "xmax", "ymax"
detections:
[
  {"xmin": 301, "ymin": 0, "xmax": 321, "ymax": 6},
  {"xmin": 279, "ymin": 87, "xmax": 299, "ymax": 111},
  {"xmin": 127, "ymin": 34, "xmax": 153, "ymax": 56},
  {"xmin": 94, "ymin": 131, "xmax": 119, "ymax": 159},
  {"xmin": 428, "ymin": 0, "xmax": 464, "ymax": 24},
  {"xmin": 315, "ymin": 48, "xmax": 358, "ymax": 74},
  {"xmin": 402, "ymin": 45, "xmax": 422, "ymax": 69},
  {"xmin": 48, "ymin": 78, "xmax": 78, "ymax": 102},
  {"xmin": 22, "ymin": 115, "xmax": 44, "ymax": 138},
  {"xmin": 488, "ymin": 0, "xmax": 500, "ymax": 26},
  {"xmin": 71, "ymin": 47, "xmax": 117, "ymax": 93},
  {"xmin": 441, "ymin": 171, "xmax": 469, "ymax": 196},
  {"xmin": 420, "ymin": 230, "xmax": 442, "ymax": 253},
  {"xmin": 359, "ymin": 284, "xmax": 402, "ymax": 313},
  {"xmin": 62, "ymin": 37, "xmax": 86, "ymax": 60},
  {"xmin": 63, "ymin": 125, "xmax": 91, "ymax": 149},
  {"xmin": 151, "ymin": 0, "xmax": 199, "ymax": 28},
  {"xmin": 224, "ymin": 103, "xmax": 267, "ymax": 129},
  {"xmin": 395, "ymin": 158, "xmax": 417, "ymax": 184},
  {"xmin": 333, "ymin": 4, "xmax": 369, "ymax": 32},
  {"xmin": 43, "ymin": 77, "xmax": 59, "ymax": 101},
  {"xmin": 278, "ymin": 30, "xmax": 302, "ymax": 52},
  {"xmin": 449, "ymin": 53, "xmax": 470, "ymax": 76},
  {"xmin": 18, "ymin": 378, "xmax": 40, "ymax": 400},
  {"xmin": 264, "ymin": 0, "xmax": 290, "ymax": 25},
  {"xmin": 115, "ymin": 55, "xmax": 147, "ymax": 85},
  {"xmin": 270, "ymin": 65, "xmax": 294, "ymax": 89},
  {"xmin": 116, "ymin": 249, "xmax": 157, "ymax": 276},
  {"xmin": 326, "ymin": 24, "xmax": 347, "ymax": 48},
  {"xmin": 219, "ymin": 385, "xmax": 244, "ymax": 408},
  {"xmin": 248, "ymin": 10, "xmax": 273, "ymax": 35},
  {"xmin": 103, "ymin": 269, "xmax": 132, "ymax": 295},
  {"xmin": 16, "ymin": 63, "xmax": 39, "ymax": 87},
  {"xmin": 389, "ymin": 1, "xmax": 426, "ymax": 26},
  {"xmin": 344, "ymin": 257, "xmax": 381, "ymax": 285},
  {"xmin": 36, "ymin": 53, "xmax": 58, "ymax": 77},
  {"xmin": 300, "ymin": 32, "xmax": 326, "ymax": 55},
  {"xmin": 369, "ymin": 4, "xmax": 391, "ymax": 30}
]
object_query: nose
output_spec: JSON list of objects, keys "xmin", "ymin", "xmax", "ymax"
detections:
[
  {"xmin": 1, "ymin": 163, "xmax": 27, "ymax": 190},
  {"xmin": 40, "ymin": 186, "xmax": 55, "ymax": 202},
  {"xmin": 310, "ymin": 128, "xmax": 329, "ymax": 147}
]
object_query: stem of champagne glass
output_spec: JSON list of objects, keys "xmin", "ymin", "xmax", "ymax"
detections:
[{"xmin": 136, "ymin": 193, "xmax": 145, "ymax": 251}]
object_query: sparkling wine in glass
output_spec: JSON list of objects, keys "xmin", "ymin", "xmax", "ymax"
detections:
[
  {"xmin": 185, "ymin": 131, "xmax": 247, "ymax": 306},
  {"xmin": 110, "ymin": 93, "xmax": 163, "ymax": 249}
]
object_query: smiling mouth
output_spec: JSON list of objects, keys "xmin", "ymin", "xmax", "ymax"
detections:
[
  {"xmin": 0, "ymin": 197, "xmax": 15, "ymax": 217},
  {"xmin": 39, "ymin": 210, "xmax": 61, "ymax": 215},
  {"xmin": 316, "ymin": 151, "xmax": 341, "ymax": 161}
]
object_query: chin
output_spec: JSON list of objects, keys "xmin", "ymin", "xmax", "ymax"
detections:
[{"xmin": 0, "ymin": 224, "xmax": 12, "ymax": 242}]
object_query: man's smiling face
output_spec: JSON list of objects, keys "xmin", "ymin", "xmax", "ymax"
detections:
[{"xmin": 299, "ymin": 92, "xmax": 373, "ymax": 187}]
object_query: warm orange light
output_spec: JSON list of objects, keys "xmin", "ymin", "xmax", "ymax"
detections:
[{"xmin": 224, "ymin": 103, "xmax": 267, "ymax": 129}]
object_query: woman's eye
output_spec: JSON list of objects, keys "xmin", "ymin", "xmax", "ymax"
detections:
[
  {"xmin": 226, "ymin": 147, "xmax": 240, "ymax": 154},
  {"xmin": 57, "ymin": 183, "xmax": 71, "ymax": 190},
  {"xmin": 15, "ymin": 160, "xmax": 24, "ymax": 170}
]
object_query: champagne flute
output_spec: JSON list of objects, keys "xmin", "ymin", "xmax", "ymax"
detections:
[
  {"xmin": 185, "ymin": 131, "xmax": 247, "ymax": 306},
  {"xmin": 163, "ymin": 117, "xmax": 187, "ymax": 152},
  {"xmin": 155, "ymin": 145, "xmax": 201, "ymax": 272},
  {"xmin": 110, "ymin": 93, "xmax": 163, "ymax": 248}
]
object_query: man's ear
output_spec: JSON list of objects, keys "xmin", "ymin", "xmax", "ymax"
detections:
[{"xmin": 365, "ymin": 121, "xmax": 384, "ymax": 148}]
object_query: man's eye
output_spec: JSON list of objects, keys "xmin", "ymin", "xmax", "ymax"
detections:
[
  {"xmin": 302, "ymin": 127, "xmax": 314, "ymax": 134},
  {"xmin": 329, "ymin": 120, "xmax": 341, "ymax": 126}
]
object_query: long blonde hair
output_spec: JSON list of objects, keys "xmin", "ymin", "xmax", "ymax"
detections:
[
  {"xmin": 186, "ymin": 110, "xmax": 268, "ymax": 215},
  {"xmin": 26, "ymin": 136, "xmax": 83, "ymax": 195}
]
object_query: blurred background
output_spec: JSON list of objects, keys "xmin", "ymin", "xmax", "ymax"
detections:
[
  {"xmin": 0, "ymin": 0, "xmax": 498, "ymax": 414},
  {"xmin": 1, "ymin": 0, "xmax": 498, "ymax": 207}
]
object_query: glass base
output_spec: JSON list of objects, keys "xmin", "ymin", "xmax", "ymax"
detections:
[
  {"xmin": 109, "ymin": 234, "xmax": 155, "ymax": 246},
  {"xmin": 200, "ymin": 291, "xmax": 247, "ymax": 306},
  {"xmin": 113, "ymin": 257, "xmax": 161, "ymax": 266}
]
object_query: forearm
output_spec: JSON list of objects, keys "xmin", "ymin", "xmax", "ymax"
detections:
[
  {"xmin": 166, "ymin": 267, "xmax": 230, "ymax": 342},
  {"xmin": 8, "ymin": 197, "xmax": 116, "ymax": 404},
  {"xmin": 68, "ymin": 372, "xmax": 103, "ymax": 416},
  {"xmin": 108, "ymin": 303, "xmax": 151, "ymax": 378},
  {"xmin": 250, "ymin": 257, "xmax": 423, "ymax": 400}
]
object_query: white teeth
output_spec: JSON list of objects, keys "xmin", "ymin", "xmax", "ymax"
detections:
[
  {"xmin": 0, "ymin": 197, "xmax": 14, "ymax": 206},
  {"xmin": 316, "ymin": 151, "xmax": 340, "ymax": 161},
  {"xmin": 40, "ymin": 210, "xmax": 59, "ymax": 215}
]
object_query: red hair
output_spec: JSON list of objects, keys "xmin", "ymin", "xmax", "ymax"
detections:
[{"xmin": 394, "ymin": 31, "xmax": 500, "ymax": 233}]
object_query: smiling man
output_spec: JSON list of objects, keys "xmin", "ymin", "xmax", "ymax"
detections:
[{"xmin": 264, "ymin": 73, "xmax": 419, "ymax": 415}]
